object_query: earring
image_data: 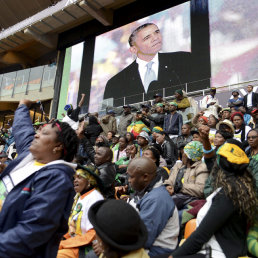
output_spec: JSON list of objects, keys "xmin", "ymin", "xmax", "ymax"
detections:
[{"xmin": 53, "ymin": 149, "xmax": 57, "ymax": 154}]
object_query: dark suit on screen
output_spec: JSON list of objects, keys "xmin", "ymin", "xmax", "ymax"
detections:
[{"xmin": 104, "ymin": 52, "xmax": 192, "ymax": 107}]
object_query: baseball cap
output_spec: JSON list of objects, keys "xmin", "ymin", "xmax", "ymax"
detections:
[{"xmin": 153, "ymin": 93, "xmax": 162, "ymax": 98}]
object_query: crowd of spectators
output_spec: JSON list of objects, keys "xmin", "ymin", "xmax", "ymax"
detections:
[{"xmin": 0, "ymin": 85, "xmax": 257, "ymax": 258}]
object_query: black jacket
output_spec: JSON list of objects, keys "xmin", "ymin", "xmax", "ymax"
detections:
[
  {"xmin": 243, "ymin": 92, "xmax": 258, "ymax": 109},
  {"xmin": 161, "ymin": 140, "xmax": 178, "ymax": 169},
  {"xmin": 104, "ymin": 52, "xmax": 192, "ymax": 106},
  {"xmin": 85, "ymin": 116, "xmax": 103, "ymax": 145},
  {"xmin": 173, "ymin": 189, "xmax": 247, "ymax": 258},
  {"xmin": 97, "ymin": 162, "xmax": 116, "ymax": 199},
  {"xmin": 142, "ymin": 113, "xmax": 165, "ymax": 130}
]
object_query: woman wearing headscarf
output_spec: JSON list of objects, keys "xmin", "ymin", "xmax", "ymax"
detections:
[
  {"xmin": 172, "ymin": 140, "xmax": 257, "ymax": 258},
  {"xmin": 174, "ymin": 89, "xmax": 190, "ymax": 110},
  {"xmin": 164, "ymin": 141, "xmax": 209, "ymax": 210},
  {"xmin": 57, "ymin": 165, "xmax": 104, "ymax": 258},
  {"xmin": 0, "ymin": 99, "xmax": 79, "ymax": 257}
]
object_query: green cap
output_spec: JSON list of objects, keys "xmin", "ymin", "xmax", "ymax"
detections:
[
  {"xmin": 169, "ymin": 102, "xmax": 178, "ymax": 107},
  {"xmin": 156, "ymin": 103, "xmax": 164, "ymax": 107}
]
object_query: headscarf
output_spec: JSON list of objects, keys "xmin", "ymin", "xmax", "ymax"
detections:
[
  {"xmin": 152, "ymin": 126, "xmax": 163, "ymax": 133},
  {"xmin": 75, "ymin": 164, "xmax": 102, "ymax": 189},
  {"xmin": 216, "ymin": 139, "xmax": 249, "ymax": 175},
  {"xmin": 184, "ymin": 141, "xmax": 203, "ymax": 161}
]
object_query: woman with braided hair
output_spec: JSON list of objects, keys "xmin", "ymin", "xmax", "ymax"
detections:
[
  {"xmin": 0, "ymin": 99, "xmax": 79, "ymax": 258},
  {"xmin": 171, "ymin": 139, "xmax": 257, "ymax": 258}
]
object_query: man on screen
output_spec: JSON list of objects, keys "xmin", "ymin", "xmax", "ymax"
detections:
[{"xmin": 104, "ymin": 23, "xmax": 192, "ymax": 106}]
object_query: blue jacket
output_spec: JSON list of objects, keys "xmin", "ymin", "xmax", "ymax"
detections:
[
  {"xmin": 137, "ymin": 185, "xmax": 179, "ymax": 256},
  {"xmin": 0, "ymin": 105, "xmax": 75, "ymax": 258},
  {"xmin": 163, "ymin": 112, "xmax": 183, "ymax": 135}
]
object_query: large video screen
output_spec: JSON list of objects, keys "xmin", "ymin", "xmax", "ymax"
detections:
[
  {"xmin": 57, "ymin": 42, "xmax": 84, "ymax": 119},
  {"xmin": 89, "ymin": 2, "xmax": 195, "ymax": 111},
  {"xmin": 209, "ymin": 0, "xmax": 258, "ymax": 87}
]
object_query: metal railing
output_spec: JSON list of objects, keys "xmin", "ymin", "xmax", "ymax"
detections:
[{"xmin": 0, "ymin": 64, "xmax": 56, "ymax": 98}]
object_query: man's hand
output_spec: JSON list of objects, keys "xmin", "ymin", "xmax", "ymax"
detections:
[
  {"xmin": 166, "ymin": 185, "xmax": 174, "ymax": 196},
  {"xmin": 209, "ymin": 101, "xmax": 216, "ymax": 105}
]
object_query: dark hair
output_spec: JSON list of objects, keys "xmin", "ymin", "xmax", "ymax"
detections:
[
  {"xmin": 51, "ymin": 121, "xmax": 79, "ymax": 162},
  {"xmin": 119, "ymin": 136, "xmax": 129, "ymax": 144},
  {"xmin": 128, "ymin": 23, "xmax": 156, "ymax": 47},
  {"xmin": 209, "ymin": 114, "xmax": 219, "ymax": 125},
  {"xmin": 108, "ymin": 131, "xmax": 115, "ymax": 137},
  {"xmin": 146, "ymin": 146, "xmax": 161, "ymax": 167},
  {"xmin": 215, "ymin": 130, "xmax": 233, "ymax": 140},
  {"xmin": 247, "ymin": 128, "xmax": 258, "ymax": 137}
]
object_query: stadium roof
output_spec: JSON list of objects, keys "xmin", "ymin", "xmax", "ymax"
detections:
[{"xmin": 0, "ymin": 0, "xmax": 135, "ymax": 70}]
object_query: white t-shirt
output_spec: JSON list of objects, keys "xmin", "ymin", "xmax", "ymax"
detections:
[{"xmin": 234, "ymin": 126, "xmax": 251, "ymax": 142}]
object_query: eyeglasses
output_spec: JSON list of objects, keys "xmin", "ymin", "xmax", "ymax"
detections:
[{"xmin": 247, "ymin": 136, "xmax": 258, "ymax": 140}]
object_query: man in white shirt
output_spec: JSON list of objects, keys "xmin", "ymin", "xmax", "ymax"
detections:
[
  {"xmin": 104, "ymin": 23, "xmax": 192, "ymax": 106},
  {"xmin": 243, "ymin": 85, "xmax": 258, "ymax": 113},
  {"xmin": 200, "ymin": 87, "xmax": 219, "ymax": 117}
]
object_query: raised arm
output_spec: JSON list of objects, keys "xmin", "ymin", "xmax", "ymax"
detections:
[{"xmin": 13, "ymin": 100, "xmax": 36, "ymax": 154}]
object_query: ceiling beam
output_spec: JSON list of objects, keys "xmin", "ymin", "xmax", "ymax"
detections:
[
  {"xmin": 79, "ymin": 0, "xmax": 113, "ymax": 26},
  {"xmin": 24, "ymin": 28, "xmax": 57, "ymax": 49},
  {"xmin": 0, "ymin": 51, "xmax": 33, "ymax": 68}
]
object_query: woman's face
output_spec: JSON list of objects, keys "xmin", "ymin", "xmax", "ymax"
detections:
[
  {"xmin": 214, "ymin": 133, "xmax": 225, "ymax": 147},
  {"xmin": 30, "ymin": 124, "xmax": 61, "ymax": 162},
  {"xmin": 119, "ymin": 137, "xmax": 127, "ymax": 149},
  {"xmin": 208, "ymin": 115, "xmax": 216, "ymax": 128},
  {"xmin": 192, "ymin": 133, "xmax": 201, "ymax": 142},
  {"xmin": 247, "ymin": 130, "xmax": 258, "ymax": 148},
  {"xmin": 126, "ymin": 133, "xmax": 132, "ymax": 142},
  {"xmin": 233, "ymin": 115, "xmax": 243, "ymax": 128},
  {"xmin": 107, "ymin": 132, "xmax": 113, "ymax": 140},
  {"xmin": 74, "ymin": 174, "xmax": 89, "ymax": 193},
  {"xmin": 156, "ymin": 133, "xmax": 165, "ymax": 144},
  {"xmin": 143, "ymin": 149, "xmax": 155, "ymax": 162}
]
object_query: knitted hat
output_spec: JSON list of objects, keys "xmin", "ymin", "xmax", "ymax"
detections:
[
  {"xmin": 184, "ymin": 141, "xmax": 203, "ymax": 162},
  {"xmin": 230, "ymin": 111, "xmax": 243, "ymax": 121},
  {"xmin": 141, "ymin": 127, "xmax": 151, "ymax": 135},
  {"xmin": 152, "ymin": 126, "xmax": 163, "ymax": 133},
  {"xmin": 216, "ymin": 139, "xmax": 249, "ymax": 175},
  {"xmin": 175, "ymin": 89, "xmax": 183, "ymax": 96},
  {"xmin": 88, "ymin": 200, "xmax": 148, "ymax": 251}
]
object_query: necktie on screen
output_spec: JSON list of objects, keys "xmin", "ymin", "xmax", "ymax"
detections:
[{"xmin": 143, "ymin": 61, "xmax": 156, "ymax": 93}]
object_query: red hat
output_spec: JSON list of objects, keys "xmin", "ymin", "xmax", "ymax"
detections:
[
  {"xmin": 230, "ymin": 111, "xmax": 243, "ymax": 121},
  {"xmin": 198, "ymin": 116, "xmax": 208, "ymax": 124},
  {"xmin": 251, "ymin": 109, "xmax": 258, "ymax": 115}
]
